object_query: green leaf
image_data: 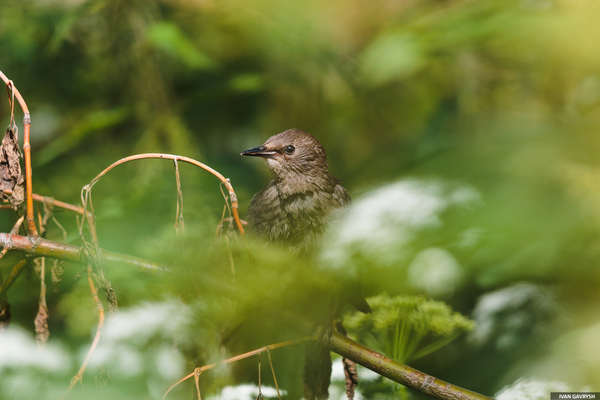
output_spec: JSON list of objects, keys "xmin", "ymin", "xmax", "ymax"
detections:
[
  {"xmin": 359, "ymin": 31, "xmax": 425, "ymax": 87},
  {"xmin": 36, "ymin": 106, "xmax": 131, "ymax": 166},
  {"xmin": 147, "ymin": 22, "xmax": 215, "ymax": 70}
]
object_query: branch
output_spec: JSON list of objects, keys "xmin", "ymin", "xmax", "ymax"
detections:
[
  {"xmin": 2, "ymin": 189, "xmax": 86, "ymax": 215},
  {"xmin": 163, "ymin": 337, "xmax": 314, "ymax": 399},
  {"xmin": 0, "ymin": 232, "xmax": 161, "ymax": 273},
  {"xmin": 0, "ymin": 234, "xmax": 162, "ymax": 300},
  {"xmin": 0, "ymin": 70, "xmax": 37, "ymax": 236},
  {"xmin": 85, "ymin": 153, "xmax": 244, "ymax": 235},
  {"xmin": 0, "ymin": 259, "xmax": 28, "ymax": 300},
  {"xmin": 283, "ymin": 313, "xmax": 493, "ymax": 400},
  {"xmin": 326, "ymin": 331, "xmax": 493, "ymax": 400}
]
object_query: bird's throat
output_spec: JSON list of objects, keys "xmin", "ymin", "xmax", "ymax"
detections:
[{"xmin": 274, "ymin": 171, "xmax": 335, "ymax": 199}]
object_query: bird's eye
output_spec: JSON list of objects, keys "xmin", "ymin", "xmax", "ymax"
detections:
[{"xmin": 284, "ymin": 145, "xmax": 295, "ymax": 155}]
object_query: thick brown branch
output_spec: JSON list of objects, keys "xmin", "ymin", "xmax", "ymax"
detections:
[
  {"xmin": 283, "ymin": 313, "xmax": 492, "ymax": 400},
  {"xmin": 327, "ymin": 331, "xmax": 493, "ymax": 400}
]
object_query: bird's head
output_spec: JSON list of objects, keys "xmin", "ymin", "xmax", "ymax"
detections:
[{"xmin": 241, "ymin": 129, "xmax": 330, "ymax": 181}]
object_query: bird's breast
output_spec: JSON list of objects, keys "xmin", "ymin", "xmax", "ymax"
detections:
[{"xmin": 247, "ymin": 185, "xmax": 338, "ymax": 247}]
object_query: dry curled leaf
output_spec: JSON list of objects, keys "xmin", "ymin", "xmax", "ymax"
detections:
[
  {"xmin": 0, "ymin": 128, "xmax": 24, "ymax": 206},
  {"xmin": 35, "ymin": 300, "xmax": 49, "ymax": 346},
  {"xmin": 40, "ymin": 198, "xmax": 54, "ymax": 236},
  {"xmin": 103, "ymin": 283, "xmax": 118, "ymax": 313},
  {"xmin": 343, "ymin": 357, "xmax": 359, "ymax": 399},
  {"xmin": 34, "ymin": 257, "xmax": 43, "ymax": 277},
  {"xmin": 51, "ymin": 259, "xmax": 64, "ymax": 292}
]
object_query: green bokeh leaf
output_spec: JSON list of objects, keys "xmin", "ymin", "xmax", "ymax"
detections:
[
  {"xmin": 147, "ymin": 22, "xmax": 216, "ymax": 70},
  {"xmin": 360, "ymin": 31, "xmax": 425, "ymax": 86}
]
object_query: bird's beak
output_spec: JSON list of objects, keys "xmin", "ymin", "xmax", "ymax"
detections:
[{"xmin": 241, "ymin": 145, "xmax": 276, "ymax": 158}]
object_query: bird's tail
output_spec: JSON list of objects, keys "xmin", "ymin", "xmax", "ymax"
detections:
[
  {"xmin": 350, "ymin": 295, "xmax": 372, "ymax": 314},
  {"xmin": 303, "ymin": 341, "xmax": 332, "ymax": 400},
  {"xmin": 348, "ymin": 283, "xmax": 372, "ymax": 313}
]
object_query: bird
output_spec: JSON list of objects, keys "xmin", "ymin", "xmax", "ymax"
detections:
[
  {"xmin": 241, "ymin": 128, "xmax": 352, "ymax": 252},
  {"xmin": 241, "ymin": 129, "xmax": 370, "ymax": 400}
]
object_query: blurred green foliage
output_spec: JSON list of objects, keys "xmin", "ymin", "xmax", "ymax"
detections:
[
  {"xmin": 1, "ymin": 0, "xmax": 600, "ymax": 399},
  {"xmin": 345, "ymin": 294, "xmax": 474, "ymax": 364}
]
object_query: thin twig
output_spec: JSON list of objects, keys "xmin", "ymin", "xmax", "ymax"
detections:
[
  {"xmin": 0, "ymin": 215, "xmax": 25, "ymax": 261},
  {"xmin": 52, "ymin": 215, "xmax": 68, "ymax": 242},
  {"xmin": 79, "ymin": 184, "xmax": 100, "ymax": 254},
  {"xmin": 2, "ymin": 189, "xmax": 87, "ymax": 215},
  {"xmin": 6, "ymin": 77, "xmax": 16, "ymax": 132},
  {"xmin": 258, "ymin": 352, "xmax": 262, "ymax": 396},
  {"xmin": 36, "ymin": 202, "xmax": 42, "ymax": 236},
  {"xmin": 219, "ymin": 182, "xmax": 234, "ymax": 234},
  {"xmin": 216, "ymin": 205, "xmax": 227, "ymax": 236},
  {"xmin": 194, "ymin": 369, "xmax": 202, "ymax": 400},
  {"xmin": 0, "ymin": 70, "xmax": 36, "ymax": 236},
  {"xmin": 225, "ymin": 235, "xmax": 235, "ymax": 276},
  {"xmin": 0, "ymin": 259, "xmax": 28, "ymax": 299},
  {"xmin": 61, "ymin": 265, "xmax": 105, "ymax": 400},
  {"xmin": 266, "ymin": 347, "xmax": 282, "ymax": 400},
  {"xmin": 84, "ymin": 153, "xmax": 244, "ymax": 235},
  {"xmin": 10, "ymin": 215, "xmax": 25, "ymax": 235},
  {"xmin": 217, "ymin": 186, "xmax": 236, "ymax": 275},
  {"xmin": 162, "ymin": 337, "xmax": 315, "ymax": 400},
  {"xmin": 173, "ymin": 158, "xmax": 185, "ymax": 234}
]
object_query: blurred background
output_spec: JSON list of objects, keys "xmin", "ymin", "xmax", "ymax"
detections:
[{"xmin": 1, "ymin": 0, "xmax": 600, "ymax": 399}]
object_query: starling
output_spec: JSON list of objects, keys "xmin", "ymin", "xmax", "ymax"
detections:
[
  {"xmin": 241, "ymin": 128, "xmax": 350, "ymax": 252},
  {"xmin": 242, "ymin": 129, "xmax": 370, "ymax": 400},
  {"xmin": 241, "ymin": 129, "xmax": 370, "ymax": 313}
]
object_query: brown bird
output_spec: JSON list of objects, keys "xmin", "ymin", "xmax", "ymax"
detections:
[
  {"xmin": 241, "ymin": 129, "xmax": 370, "ymax": 312},
  {"xmin": 242, "ymin": 129, "xmax": 370, "ymax": 400},
  {"xmin": 241, "ymin": 128, "xmax": 351, "ymax": 252}
]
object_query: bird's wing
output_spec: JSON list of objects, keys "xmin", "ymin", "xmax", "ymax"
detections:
[{"xmin": 333, "ymin": 183, "xmax": 351, "ymax": 209}]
